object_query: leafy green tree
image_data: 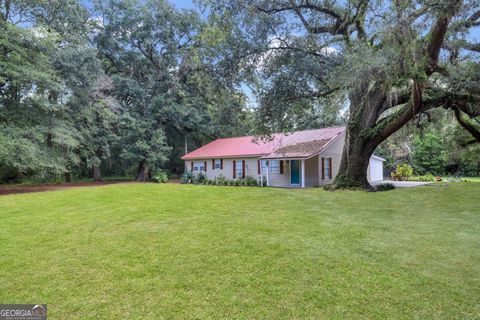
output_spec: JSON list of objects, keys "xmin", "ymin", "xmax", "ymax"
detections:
[
  {"xmin": 0, "ymin": 0, "xmax": 117, "ymax": 182},
  {"xmin": 0, "ymin": 18, "xmax": 64, "ymax": 181},
  {"xmin": 93, "ymin": 0, "xmax": 253, "ymax": 180},
  {"xmin": 202, "ymin": 0, "xmax": 480, "ymax": 188},
  {"xmin": 411, "ymin": 132, "xmax": 446, "ymax": 175}
]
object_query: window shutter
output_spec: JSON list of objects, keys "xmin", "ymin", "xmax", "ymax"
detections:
[
  {"xmin": 232, "ymin": 160, "xmax": 236, "ymax": 178},
  {"xmin": 212, "ymin": 159, "xmax": 215, "ymax": 170},
  {"xmin": 204, "ymin": 161, "xmax": 207, "ymax": 172},
  {"xmin": 321, "ymin": 157, "xmax": 325, "ymax": 179},
  {"xmin": 257, "ymin": 160, "xmax": 260, "ymax": 174},
  {"xmin": 280, "ymin": 160, "xmax": 284, "ymax": 174},
  {"xmin": 220, "ymin": 159, "xmax": 223, "ymax": 170},
  {"xmin": 191, "ymin": 162, "xmax": 193, "ymax": 171},
  {"xmin": 242, "ymin": 160, "xmax": 245, "ymax": 178},
  {"xmin": 329, "ymin": 158, "xmax": 332, "ymax": 179}
]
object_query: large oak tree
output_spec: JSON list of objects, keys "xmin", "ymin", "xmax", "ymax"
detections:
[{"xmin": 204, "ymin": 0, "xmax": 480, "ymax": 188}]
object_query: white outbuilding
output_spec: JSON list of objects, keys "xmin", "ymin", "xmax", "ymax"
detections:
[{"xmin": 368, "ymin": 155, "xmax": 386, "ymax": 182}]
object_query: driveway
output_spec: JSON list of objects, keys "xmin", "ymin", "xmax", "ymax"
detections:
[{"xmin": 371, "ymin": 180, "xmax": 433, "ymax": 188}]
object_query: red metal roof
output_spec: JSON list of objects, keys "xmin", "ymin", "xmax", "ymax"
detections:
[{"xmin": 181, "ymin": 127, "xmax": 345, "ymax": 160}]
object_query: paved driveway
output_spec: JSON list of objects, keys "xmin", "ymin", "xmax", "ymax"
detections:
[{"xmin": 371, "ymin": 180, "xmax": 433, "ymax": 188}]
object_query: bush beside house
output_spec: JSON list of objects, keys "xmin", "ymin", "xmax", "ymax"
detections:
[{"xmin": 181, "ymin": 172, "xmax": 261, "ymax": 187}]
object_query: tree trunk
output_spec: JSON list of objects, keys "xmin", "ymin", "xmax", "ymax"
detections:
[
  {"xmin": 334, "ymin": 131, "xmax": 374, "ymax": 189},
  {"xmin": 65, "ymin": 172, "xmax": 72, "ymax": 183},
  {"xmin": 46, "ymin": 132, "xmax": 53, "ymax": 148},
  {"xmin": 136, "ymin": 161, "xmax": 149, "ymax": 181},
  {"xmin": 333, "ymin": 81, "xmax": 431, "ymax": 189},
  {"xmin": 93, "ymin": 165, "xmax": 101, "ymax": 181},
  {"xmin": 333, "ymin": 85, "xmax": 387, "ymax": 189}
]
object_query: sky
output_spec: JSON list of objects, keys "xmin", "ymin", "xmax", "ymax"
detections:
[
  {"xmin": 170, "ymin": 0, "xmax": 196, "ymax": 9},
  {"xmin": 81, "ymin": 0, "xmax": 480, "ymax": 42},
  {"xmin": 81, "ymin": 0, "xmax": 196, "ymax": 10}
]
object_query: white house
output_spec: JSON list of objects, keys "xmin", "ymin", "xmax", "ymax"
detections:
[{"xmin": 181, "ymin": 127, "xmax": 385, "ymax": 188}]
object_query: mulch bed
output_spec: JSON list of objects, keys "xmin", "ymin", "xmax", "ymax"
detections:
[{"xmin": 0, "ymin": 180, "xmax": 134, "ymax": 196}]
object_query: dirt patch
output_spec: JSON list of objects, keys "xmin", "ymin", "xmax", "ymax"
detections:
[{"xmin": 0, "ymin": 180, "xmax": 134, "ymax": 196}]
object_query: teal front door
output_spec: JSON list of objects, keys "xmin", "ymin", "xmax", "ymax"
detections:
[{"xmin": 291, "ymin": 160, "xmax": 300, "ymax": 185}]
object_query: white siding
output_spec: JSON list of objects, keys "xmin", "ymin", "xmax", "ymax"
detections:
[
  {"xmin": 185, "ymin": 158, "xmax": 262, "ymax": 181},
  {"xmin": 318, "ymin": 133, "xmax": 345, "ymax": 186},
  {"xmin": 268, "ymin": 160, "xmax": 290, "ymax": 186},
  {"xmin": 368, "ymin": 157, "xmax": 384, "ymax": 181},
  {"xmin": 304, "ymin": 156, "xmax": 319, "ymax": 187}
]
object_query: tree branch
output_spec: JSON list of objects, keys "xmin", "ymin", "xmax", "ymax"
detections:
[
  {"xmin": 448, "ymin": 39, "xmax": 480, "ymax": 52},
  {"xmin": 256, "ymin": 1, "xmax": 341, "ymax": 20},
  {"xmin": 455, "ymin": 108, "xmax": 480, "ymax": 143},
  {"xmin": 369, "ymin": 93, "xmax": 449, "ymax": 148},
  {"xmin": 256, "ymin": 1, "xmax": 348, "ymax": 37},
  {"xmin": 425, "ymin": 15, "xmax": 451, "ymax": 75},
  {"xmin": 459, "ymin": 9, "xmax": 480, "ymax": 29}
]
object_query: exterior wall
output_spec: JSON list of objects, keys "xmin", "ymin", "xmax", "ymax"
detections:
[
  {"xmin": 368, "ymin": 157, "xmax": 384, "ymax": 181},
  {"xmin": 184, "ymin": 158, "xmax": 262, "ymax": 181},
  {"xmin": 304, "ymin": 156, "xmax": 319, "ymax": 187},
  {"xmin": 268, "ymin": 161, "xmax": 290, "ymax": 186},
  {"xmin": 265, "ymin": 157, "xmax": 318, "ymax": 187},
  {"xmin": 184, "ymin": 158, "xmax": 293, "ymax": 186},
  {"xmin": 318, "ymin": 133, "xmax": 345, "ymax": 186}
]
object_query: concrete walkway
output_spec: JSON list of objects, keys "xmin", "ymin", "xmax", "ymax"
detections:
[{"xmin": 371, "ymin": 180, "xmax": 433, "ymax": 188}]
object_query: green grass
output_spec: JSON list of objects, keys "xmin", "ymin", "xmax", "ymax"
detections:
[
  {"xmin": 0, "ymin": 183, "xmax": 479, "ymax": 319},
  {"xmin": 0, "ymin": 175, "xmax": 133, "ymax": 186}
]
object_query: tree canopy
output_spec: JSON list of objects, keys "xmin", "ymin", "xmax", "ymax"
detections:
[
  {"xmin": 0, "ymin": 0, "xmax": 479, "ymax": 185},
  {"xmin": 200, "ymin": 0, "xmax": 480, "ymax": 187}
]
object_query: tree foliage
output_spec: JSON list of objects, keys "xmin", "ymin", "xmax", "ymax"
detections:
[
  {"xmin": 201, "ymin": 0, "xmax": 480, "ymax": 188},
  {"xmin": 0, "ymin": 0, "xmax": 479, "ymax": 185},
  {"xmin": 0, "ymin": 0, "xmax": 253, "ymax": 183}
]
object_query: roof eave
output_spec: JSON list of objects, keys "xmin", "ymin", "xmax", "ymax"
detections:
[{"xmin": 182, "ymin": 154, "xmax": 268, "ymax": 160}]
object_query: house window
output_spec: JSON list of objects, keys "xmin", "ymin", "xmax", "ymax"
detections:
[
  {"xmin": 269, "ymin": 160, "xmax": 280, "ymax": 174},
  {"xmin": 324, "ymin": 158, "xmax": 331, "ymax": 179},
  {"xmin": 235, "ymin": 160, "xmax": 243, "ymax": 178},
  {"xmin": 261, "ymin": 160, "xmax": 268, "ymax": 174},
  {"xmin": 193, "ymin": 161, "xmax": 205, "ymax": 172},
  {"xmin": 215, "ymin": 159, "xmax": 222, "ymax": 169},
  {"xmin": 261, "ymin": 160, "xmax": 280, "ymax": 174}
]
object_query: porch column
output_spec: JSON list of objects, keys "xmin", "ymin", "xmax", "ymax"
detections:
[
  {"xmin": 260, "ymin": 160, "xmax": 264, "ymax": 187},
  {"xmin": 266, "ymin": 161, "xmax": 270, "ymax": 187},
  {"xmin": 301, "ymin": 159, "xmax": 305, "ymax": 188}
]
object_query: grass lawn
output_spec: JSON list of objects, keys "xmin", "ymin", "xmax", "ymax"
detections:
[{"xmin": 1, "ymin": 183, "xmax": 479, "ymax": 319}]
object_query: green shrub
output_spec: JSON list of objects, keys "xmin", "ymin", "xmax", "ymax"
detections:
[
  {"xmin": 215, "ymin": 174, "xmax": 227, "ymax": 186},
  {"xmin": 244, "ymin": 176, "xmax": 258, "ymax": 186},
  {"xmin": 180, "ymin": 171, "xmax": 194, "ymax": 184},
  {"xmin": 180, "ymin": 172, "xmax": 261, "ymax": 187},
  {"xmin": 391, "ymin": 163, "xmax": 413, "ymax": 181},
  {"xmin": 151, "ymin": 170, "xmax": 168, "ymax": 183},
  {"xmin": 374, "ymin": 183, "xmax": 395, "ymax": 192},
  {"xmin": 409, "ymin": 174, "xmax": 436, "ymax": 182},
  {"xmin": 195, "ymin": 172, "xmax": 207, "ymax": 184}
]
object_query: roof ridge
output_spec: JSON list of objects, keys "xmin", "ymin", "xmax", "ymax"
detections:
[{"xmin": 214, "ymin": 126, "xmax": 346, "ymax": 141}]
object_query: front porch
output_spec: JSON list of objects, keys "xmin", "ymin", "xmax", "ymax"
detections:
[{"xmin": 260, "ymin": 156, "xmax": 319, "ymax": 188}]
